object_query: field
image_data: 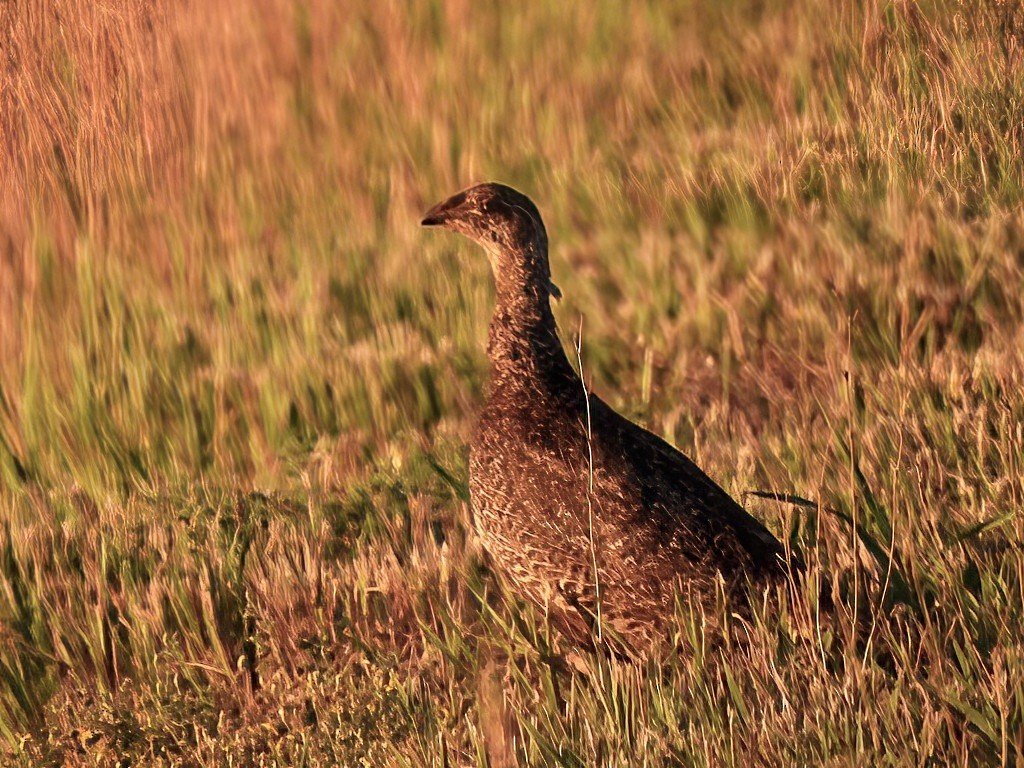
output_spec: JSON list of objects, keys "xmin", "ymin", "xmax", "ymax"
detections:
[{"xmin": 2, "ymin": 0, "xmax": 1024, "ymax": 764}]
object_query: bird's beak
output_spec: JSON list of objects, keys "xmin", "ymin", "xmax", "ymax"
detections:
[
  {"xmin": 421, "ymin": 190, "xmax": 469, "ymax": 227},
  {"xmin": 548, "ymin": 280, "xmax": 562, "ymax": 301}
]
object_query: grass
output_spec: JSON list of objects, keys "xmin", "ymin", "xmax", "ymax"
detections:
[{"xmin": 2, "ymin": 0, "xmax": 1024, "ymax": 763}]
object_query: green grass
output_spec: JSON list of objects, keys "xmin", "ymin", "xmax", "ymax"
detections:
[{"xmin": 2, "ymin": 0, "xmax": 1024, "ymax": 764}]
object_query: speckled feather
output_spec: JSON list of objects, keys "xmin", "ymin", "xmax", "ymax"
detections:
[{"xmin": 423, "ymin": 183, "xmax": 795, "ymax": 655}]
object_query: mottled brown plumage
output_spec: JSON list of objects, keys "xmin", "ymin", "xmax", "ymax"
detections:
[{"xmin": 422, "ymin": 182, "xmax": 796, "ymax": 655}]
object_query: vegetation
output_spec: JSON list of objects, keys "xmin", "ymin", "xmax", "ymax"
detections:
[{"xmin": 2, "ymin": 0, "xmax": 1023, "ymax": 764}]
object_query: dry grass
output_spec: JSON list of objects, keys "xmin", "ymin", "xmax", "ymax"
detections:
[{"xmin": 1, "ymin": 0, "xmax": 1024, "ymax": 764}]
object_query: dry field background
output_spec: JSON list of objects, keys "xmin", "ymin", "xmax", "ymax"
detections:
[{"xmin": 2, "ymin": 0, "xmax": 1024, "ymax": 764}]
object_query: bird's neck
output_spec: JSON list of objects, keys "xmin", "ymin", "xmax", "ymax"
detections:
[
  {"xmin": 483, "ymin": 240, "xmax": 577, "ymax": 387},
  {"xmin": 487, "ymin": 282, "xmax": 576, "ymax": 385}
]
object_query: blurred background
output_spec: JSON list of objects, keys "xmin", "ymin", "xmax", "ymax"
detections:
[{"xmin": 1, "ymin": 1, "xmax": 1023, "ymax": 764}]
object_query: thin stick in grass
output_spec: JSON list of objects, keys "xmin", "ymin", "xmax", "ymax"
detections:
[{"xmin": 575, "ymin": 318, "xmax": 602, "ymax": 645}]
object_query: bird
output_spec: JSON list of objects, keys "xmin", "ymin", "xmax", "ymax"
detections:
[{"xmin": 421, "ymin": 182, "xmax": 798, "ymax": 656}]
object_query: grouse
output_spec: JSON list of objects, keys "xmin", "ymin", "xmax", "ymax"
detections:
[{"xmin": 422, "ymin": 182, "xmax": 796, "ymax": 655}]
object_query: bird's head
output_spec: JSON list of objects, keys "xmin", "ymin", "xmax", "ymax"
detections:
[{"xmin": 421, "ymin": 182, "xmax": 561, "ymax": 301}]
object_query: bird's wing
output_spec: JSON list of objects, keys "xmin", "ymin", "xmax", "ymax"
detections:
[{"xmin": 587, "ymin": 395, "xmax": 791, "ymax": 574}]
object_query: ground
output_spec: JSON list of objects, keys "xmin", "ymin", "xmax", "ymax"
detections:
[{"xmin": 1, "ymin": 0, "xmax": 1023, "ymax": 765}]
